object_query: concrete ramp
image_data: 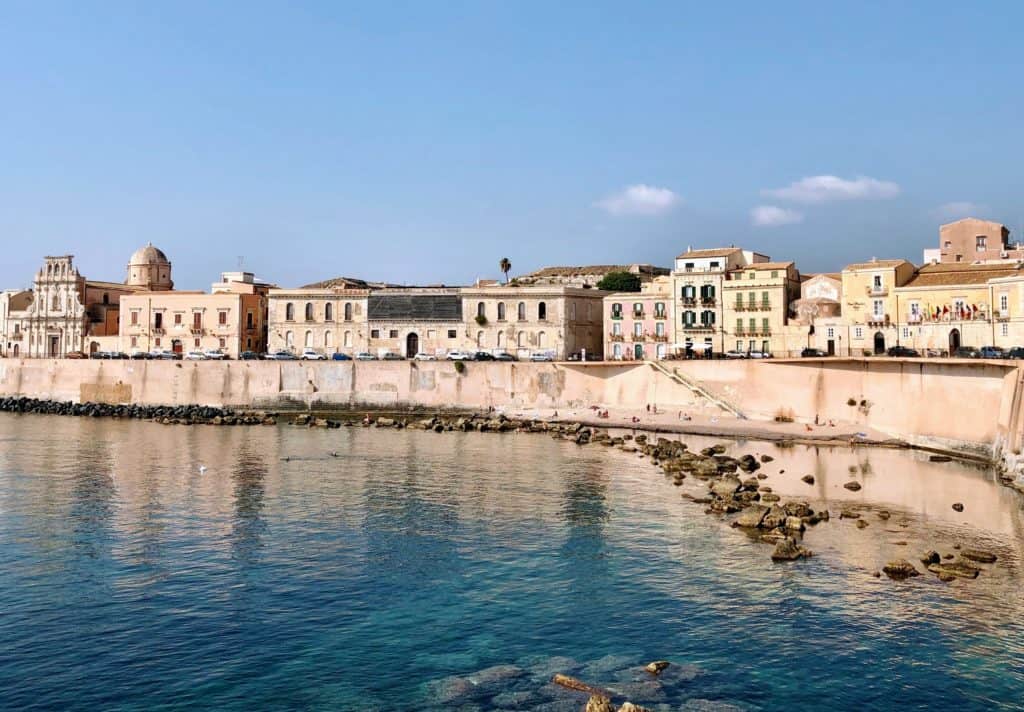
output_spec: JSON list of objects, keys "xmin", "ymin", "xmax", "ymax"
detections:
[{"xmin": 649, "ymin": 361, "xmax": 746, "ymax": 419}]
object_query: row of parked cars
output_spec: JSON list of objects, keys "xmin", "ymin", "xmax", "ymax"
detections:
[
  {"xmin": 797, "ymin": 345, "xmax": 1024, "ymax": 359},
  {"xmin": 261, "ymin": 348, "xmax": 557, "ymax": 362}
]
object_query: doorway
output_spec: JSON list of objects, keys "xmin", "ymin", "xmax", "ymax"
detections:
[
  {"xmin": 873, "ymin": 331, "xmax": 885, "ymax": 355},
  {"xmin": 172, "ymin": 339, "xmax": 183, "ymax": 355},
  {"xmin": 633, "ymin": 343, "xmax": 644, "ymax": 360},
  {"xmin": 948, "ymin": 328, "xmax": 961, "ymax": 354},
  {"xmin": 826, "ymin": 339, "xmax": 835, "ymax": 355},
  {"xmin": 49, "ymin": 336, "xmax": 59, "ymax": 358},
  {"xmin": 406, "ymin": 332, "xmax": 419, "ymax": 358}
]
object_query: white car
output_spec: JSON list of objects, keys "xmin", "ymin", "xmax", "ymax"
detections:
[
  {"xmin": 265, "ymin": 350, "xmax": 298, "ymax": 361},
  {"xmin": 184, "ymin": 350, "xmax": 207, "ymax": 361},
  {"xmin": 203, "ymin": 349, "xmax": 227, "ymax": 360},
  {"xmin": 724, "ymin": 350, "xmax": 748, "ymax": 359},
  {"xmin": 301, "ymin": 348, "xmax": 328, "ymax": 361},
  {"xmin": 747, "ymin": 350, "xmax": 772, "ymax": 359},
  {"xmin": 529, "ymin": 352, "xmax": 554, "ymax": 362},
  {"xmin": 446, "ymin": 350, "xmax": 473, "ymax": 361},
  {"xmin": 355, "ymin": 352, "xmax": 376, "ymax": 361},
  {"xmin": 413, "ymin": 352, "xmax": 437, "ymax": 361}
]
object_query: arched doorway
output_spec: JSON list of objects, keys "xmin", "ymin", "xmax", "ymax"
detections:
[
  {"xmin": 873, "ymin": 331, "xmax": 885, "ymax": 355},
  {"xmin": 634, "ymin": 343, "xmax": 644, "ymax": 360},
  {"xmin": 172, "ymin": 339, "xmax": 183, "ymax": 355},
  {"xmin": 406, "ymin": 332, "xmax": 419, "ymax": 357},
  {"xmin": 89, "ymin": 342, "xmax": 100, "ymax": 355},
  {"xmin": 949, "ymin": 328, "xmax": 961, "ymax": 354}
]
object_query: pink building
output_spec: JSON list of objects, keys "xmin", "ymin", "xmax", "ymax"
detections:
[{"xmin": 603, "ymin": 277, "xmax": 672, "ymax": 360}]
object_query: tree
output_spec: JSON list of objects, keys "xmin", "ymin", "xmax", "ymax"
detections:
[
  {"xmin": 597, "ymin": 271, "xmax": 642, "ymax": 292},
  {"xmin": 499, "ymin": 257, "xmax": 512, "ymax": 284}
]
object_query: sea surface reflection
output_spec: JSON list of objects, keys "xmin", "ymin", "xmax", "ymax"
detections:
[{"xmin": 0, "ymin": 413, "xmax": 1022, "ymax": 710}]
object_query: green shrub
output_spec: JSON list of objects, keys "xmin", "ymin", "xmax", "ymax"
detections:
[
  {"xmin": 474, "ymin": 314, "xmax": 488, "ymax": 326},
  {"xmin": 454, "ymin": 361, "xmax": 466, "ymax": 374}
]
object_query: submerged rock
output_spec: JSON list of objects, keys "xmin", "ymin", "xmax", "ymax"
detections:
[
  {"xmin": 920, "ymin": 550, "xmax": 940, "ymax": 566},
  {"xmin": 882, "ymin": 559, "xmax": 920, "ymax": 579},
  {"xmin": 585, "ymin": 695, "xmax": 615, "ymax": 712},
  {"xmin": 856, "ymin": 519, "xmax": 869, "ymax": 529},
  {"xmin": 952, "ymin": 502, "xmax": 964, "ymax": 512},
  {"xmin": 732, "ymin": 505, "xmax": 769, "ymax": 529},
  {"xmin": 927, "ymin": 560, "xmax": 980, "ymax": 579},
  {"xmin": 770, "ymin": 537, "xmax": 812, "ymax": 562},
  {"xmin": 843, "ymin": 481, "xmax": 862, "ymax": 491},
  {"xmin": 877, "ymin": 510, "xmax": 891, "ymax": 520},
  {"xmin": 959, "ymin": 549, "xmax": 997, "ymax": 564},
  {"xmin": 801, "ymin": 474, "xmax": 815, "ymax": 485},
  {"xmin": 643, "ymin": 660, "xmax": 669, "ymax": 675}
]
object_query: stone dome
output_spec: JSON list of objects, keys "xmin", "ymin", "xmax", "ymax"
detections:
[
  {"xmin": 126, "ymin": 242, "xmax": 173, "ymax": 290},
  {"xmin": 129, "ymin": 243, "xmax": 170, "ymax": 266}
]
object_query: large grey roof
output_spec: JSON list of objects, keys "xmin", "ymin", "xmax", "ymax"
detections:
[{"xmin": 368, "ymin": 293, "xmax": 463, "ymax": 321}]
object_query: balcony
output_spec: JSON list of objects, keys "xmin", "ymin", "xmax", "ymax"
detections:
[
  {"xmin": 610, "ymin": 313, "xmax": 623, "ymax": 320},
  {"xmin": 9, "ymin": 332, "xmax": 22, "ymax": 341},
  {"xmin": 630, "ymin": 334, "xmax": 646, "ymax": 342},
  {"xmin": 653, "ymin": 312, "xmax": 667, "ymax": 320},
  {"xmin": 866, "ymin": 286, "xmax": 889, "ymax": 297},
  {"xmin": 153, "ymin": 327, "xmax": 166, "ymax": 335},
  {"xmin": 735, "ymin": 302, "xmax": 772, "ymax": 311},
  {"xmin": 994, "ymin": 310, "xmax": 1010, "ymax": 322},
  {"xmin": 681, "ymin": 298, "xmax": 697, "ymax": 307},
  {"xmin": 632, "ymin": 311, "xmax": 645, "ymax": 319},
  {"xmin": 190, "ymin": 327, "xmax": 204, "ymax": 335},
  {"xmin": 652, "ymin": 334, "xmax": 669, "ymax": 342},
  {"xmin": 866, "ymin": 316, "xmax": 890, "ymax": 328},
  {"xmin": 608, "ymin": 333, "xmax": 624, "ymax": 342},
  {"xmin": 683, "ymin": 325, "xmax": 715, "ymax": 333},
  {"xmin": 700, "ymin": 298, "xmax": 717, "ymax": 307}
]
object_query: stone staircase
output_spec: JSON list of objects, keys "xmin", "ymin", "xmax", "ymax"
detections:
[{"xmin": 648, "ymin": 361, "xmax": 747, "ymax": 419}]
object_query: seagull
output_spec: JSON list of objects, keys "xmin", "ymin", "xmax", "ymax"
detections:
[
  {"xmin": 329, "ymin": 451, "xmax": 339, "ymax": 458},
  {"xmin": 198, "ymin": 465, "xmax": 208, "ymax": 474}
]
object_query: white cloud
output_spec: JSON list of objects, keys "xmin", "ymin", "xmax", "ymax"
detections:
[
  {"xmin": 763, "ymin": 175, "xmax": 900, "ymax": 204},
  {"xmin": 933, "ymin": 201, "xmax": 988, "ymax": 220},
  {"xmin": 595, "ymin": 184, "xmax": 679, "ymax": 216},
  {"xmin": 751, "ymin": 205, "xmax": 804, "ymax": 227}
]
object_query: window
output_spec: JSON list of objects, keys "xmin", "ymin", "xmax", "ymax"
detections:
[
  {"xmin": 1002, "ymin": 323, "xmax": 1009, "ymax": 337},
  {"xmin": 154, "ymin": 312, "xmax": 163, "ymax": 329},
  {"xmin": 538, "ymin": 302, "xmax": 547, "ymax": 320},
  {"xmin": 447, "ymin": 329, "xmax": 457, "ymax": 339},
  {"xmin": 736, "ymin": 341, "xmax": 743, "ymax": 351},
  {"xmin": 427, "ymin": 330, "xmax": 436, "ymax": 339},
  {"xmin": 1000, "ymin": 294, "xmax": 1009, "ymax": 313},
  {"xmin": 736, "ymin": 293, "xmax": 744, "ymax": 306},
  {"xmin": 634, "ymin": 322, "xmax": 643, "ymax": 337},
  {"xmin": 748, "ymin": 291, "xmax": 756, "ymax": 305},
  {"xmin": 684, "ymin": 262, "xmax": 695, "ymax": 272},
  {"xmin": 748, "ymin": 272, "xmax": 755, "ymax": 280},
  {"xmin": 325, "ymin": 331, "xmax": 332, "ymax": 347},
  {"xmin": 709, "ymin": 261, "xmax": 719, "ymax": 269},
  {"xmin": 219, "ymin": 338, "xmax": 226, "ymax": 348},
  {"xmin": 682, "ymin": 311, "xmax": 696, "ymax": 327},
  {"xmin": 130, "ymin": 311, "xmax": 138, "ymax": 325},
  {"xmin": 944, "ymin": 240, "xmax": 952, "ymax": 248},
  {"xmin": 477, "ymin": 302, "xmax": 486, "ymax": 318},
  {"xmin": 872, "ymin": 299, "xmax": 883, "ymax": 318},
  {"xmin": 762, "ymin": 318, "xmax": 769, "ymax": 332},
  {"xmin": 701, "ymin": 285, "xmax": 716, "ymax": 301},
  {"xmin": 193, "ymin": 312, "xmax": 202, "ymax": 330},
  {"xmin": 654, "ymin": 302, "xmax": 665, "ymax": 317},
  {"xmin": 613, "ymin": 343, "xmax": 622, "ymax": 358},
  {"xmin": 826, "ymin": 327, "xmax": 835, "ymax": 339},
  {"xmin": 246, "ymin": 311, "xmax": 254, "ymax": 329},
  {"xmin": 537, "ymin": 331, "xmax": 547, "ymax": 348},
  {"xmin": 371, "ymin": 329, "xmax": 380, "ymax": 339},
  {"xmin": 325, "ymin": 303, "xmax": 333, "ymax": 321},
  {"xmin": 305, "ymin": 303, "xmax": 314, "ymax": 321},
  {"xmin": 855, "ymin": 327, "xmax": 863, "ymax": 339},
  {"xmin": 285, "ymin": 303, "xmax": 295, "ymax": 321},
  {"xmin": 174, "ymin": 313, "xmax": 182, "ymax": 325},
  {"xmin": 389, "ymin": 330, "xmax": 398, "ymax": 338},
  {"xmin": 130, "ymin": 336, "xmax": 137, "ymax": 347},
  {"xmin": 902, "ymin": 328, "xmax": 909, "ymax": 339},
  {"xmin": 770, "ymin": 271, "xmax": 778, "ymax": 278},
  {"xmin": 612, "ymin": 322, "xmax": 621, "ymax": 336},
  {"xmin": 155, "ymin": 338, "xmax": 161, "ymax": 347},
  {"xmin": 497, "ymin": 332, "xmax": 505, "ymax": 348},
  {"xmin": 761, "ymin": 291, "xmax": 769, "ymax": 306},
  {"xmin": 976, "ymin": 235, "xmax": 987, "ymax": 251},
  {"xmin": 477, "ymin": 331, "xmax": 484, "ymax": 347},
  {"xmin": 656, "ymin": 322, "xmax": 665, "ymax": 337},
  {"xmin": 285, "ymin": 331, "xmax": 293, "ymax": 348},
  {"xmin": 701, "ymin": 310, "xmax": 715, "ymax": 326},
  {"xmin": 304, "ymin": 331, "xmax": 312, "ymax": 347},
  {"xmin": 748, "ymin": 318, "xmax": 756, "ymax": 332},
  {"xmin": 873, "ymin": 274, "xmax": 882, "ymax": 289},
  {"xmin": 194, "ymin": 338, "xmax": 201, "ymax": 348},
  {"xmin": 633, "ymin": 302, "xmax": 643, "ymax": 316},
  {"xmin": 517, "ymin": 332, "xmax": 526, "ymax": 347},
  {"xmin": 611, "ymin": 302, "xmax": 622, "ymax": 318},
  {"xmin": 498, "ymin": 303, "xmax": 506, "ymax": 321},
  {"xmin": 344, "ymin": 331, "xmax": 352, "ymax": 347},
  {"xmin": 517, "ymin": 302, "xmax": 526, "ymax": 320},
  {"xmin": 344, "ymin": 303, "xmax": 352, "ymax": 321},
  {"xmin": 218, "ymin": 311, "xmax": 227, "ymax": 325}
]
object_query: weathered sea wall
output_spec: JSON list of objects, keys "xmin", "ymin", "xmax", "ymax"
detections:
[{"xmin": 1, "ymin": 357, "xmax": 1023, "ymax": 477}]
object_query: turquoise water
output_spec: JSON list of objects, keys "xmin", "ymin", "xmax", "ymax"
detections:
[{"xmin": 1, "ymin": 413, "xmax": 1023, "ymax": 710}]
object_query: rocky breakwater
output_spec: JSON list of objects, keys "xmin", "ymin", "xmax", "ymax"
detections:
[{"xmin": 0, "ymin": 396, "xmax": 278, "ymax": 427}]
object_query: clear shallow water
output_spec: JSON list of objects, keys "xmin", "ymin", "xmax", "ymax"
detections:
[{"xmin": 1, "ymin": 414, "xmax": 1023, "ymax": 711}]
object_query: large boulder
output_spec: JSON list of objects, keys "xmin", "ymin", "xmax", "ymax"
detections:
[
  {"xmin": 586, "ymin": 695, "xmax": 615, "ymax": 712},
  {"xmin": 882, "ymin": 559, "xmax": 920, "ymax": 579},
  {"xmin": 927, "ymin": 560, "xmax": 981, "ymax": 579},
  {"xmin": 710, "ymin": 476, "xmax": 742, "ymax": 498},
  {"xmin": 737, "ymin": 454, "xmax": 761, "ymax": 472},
  {"xmin": 771, "ymin": 537, "xmax": 812, "ymax": 561},
  {"xmin": 733, "ymin": 506, "xmax": 770, "ymax": 529},
  {"xmin": 960, "ymin": 549, "xmax": 997, "ymax": 564}
]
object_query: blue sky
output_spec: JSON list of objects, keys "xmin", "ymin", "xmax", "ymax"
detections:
[{"xmin": 1, "ymin": 1, "xmax": 1021, "ymax": 289}]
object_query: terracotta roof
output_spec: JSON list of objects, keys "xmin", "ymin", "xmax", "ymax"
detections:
[
  {"xmin": 801, "ymin": 272, "xmax": 841, "ymax": 281},
  {"xmin": 85, "ymin": 280, "xmax": 146, "ymax": 291},
  {"xmin": 675, "ymin": 247, "xmax": 742, "ymax": 259},
  {"xmin": 902, "ymin": 262, "xmax": 1024, "ymax": 288},
  {"xmin": 843, "ymin": 259, "xmax": 911, "ymax": 271},
  {"xmin": 731, "ymin": 261, "xmax": 794, "ymax": 271}
]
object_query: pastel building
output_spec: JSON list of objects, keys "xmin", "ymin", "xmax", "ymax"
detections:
[
  {"xmin": 925, "ymin": 218, "xmax": 1024, "ymax": 265},
  {"xmin": 266, "ymin": 287, "xmax": 370, "ymax": 354},
  {"xmin": 603, "ymin": 277, "xmax": 673, "ymax": 360}
]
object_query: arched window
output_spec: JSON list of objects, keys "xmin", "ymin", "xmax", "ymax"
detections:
[
  {"xmin": 497, "ymin": 303, "xmax": 506, "ymax": 321},
  {"xmin": 304, "ymin": 330, "xmax": 313, "ymax": 347},
  {"xmin": 305, "ymin": 303, "xmax": 314, "ymax": 321},
  {"xmin": 102, "ymin": 293, "xmax": 109, "ymax": 305},
  {"xmin": 517, "ymin": 331, "xmax": 525, "ymax": 347},
  {"xmin": 344, "ymin": 302, "xmax": 352, "ymax": 321},
  {"xmin": 538, "ymin": 331, "xmax": 547, "ymax": 348},
  {"xmin": 477, "ymin": 331, "xmax": 484, "ymax": 347},
  {"xmin": 538, "ymin": 302, "xmax": 547, "ymax": 320},
  {"xmin": 325, "ymin": 303, "xmax": 333, "ymax": 321},
  {"xmin": 285, "ymin": 303, "xmax": 295, "ymax": 321},
  {"xmin": 497, "ymin": 331, "xmax": 505, "ymax": 348},
  {"xmin": 517, "ymin": 302, "xmax": 526, "ymax": 320},
  {"xmin": 285, "ymin": 331, "xmax": 294, "ymax": 348},
  {"xmin": 344, "ymin": 331, "xmax": 353, "ymax": 347},
  {"xmin": 325, "ymin": 331, "xmax": 333, "ymax": 347},
  {"xmin": 477, "ymin": 302, "xmax": 486, "ymax": 318}
]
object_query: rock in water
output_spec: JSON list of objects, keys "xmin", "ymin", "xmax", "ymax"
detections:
[
  {"xmin": 771, "ymin": 537, "xmax": 812, "ymax": 562},
  {"xmin": 882, "ymin": 559, "xmax": 920, "ymax": 579},
  {"xmin": 801, "ymin": 474, "xmax": 815, "ymax": 485},
  {"xmin": 732, "ymin": 505, "xmax": 769, "ymax": 529},
  {"xmin": 710, "ymin": 476, "xmax": 742, "ymax": 497},
  {"xmin": 960, "ymin": 549, "xmax": 997, "ymax": 564},
  {"xmin": 929, "ymin": 454, "xmax": 953, "ymax": 462},
  {"xmin": 843, "ymin": 481, "xmax": 862, "ymax": 491},
  {"xmin": 586, "ymin": 695, "xmax": 615, "ymax": 712},
  {"xmin": 644, "ymin": 660, "xmax": 670, "ymax": 675},
  {"xmin": 618, "ymin": 704, "xmax": 653, "ymax": 712},
  {"xmin": 920, "ymin": 550, "xmax": 940, "ymax": 565},
  {"xmin": 927, "ymin": 560, "xmax": 980, "ymax": 579},
  {"xmin": 856, "ymin": 519, "xmax": 869, "ymax": 529},
  {"xmin": 952, "ymin": 502, "xmax": 964, "ymax": 512},
  {"xmin": 877, "ymin": 510, "xmax": 891, "ymax": 520}
]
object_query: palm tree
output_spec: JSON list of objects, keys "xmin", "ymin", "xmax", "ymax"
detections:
[{"xmin": 499, "ymin": 257, "xmax": 512, "ymax": 284}]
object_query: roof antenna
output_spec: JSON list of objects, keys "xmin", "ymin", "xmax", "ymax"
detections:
[{"xmin": 237, "ymin": 255, "xmax": 245, "ymax": 270}]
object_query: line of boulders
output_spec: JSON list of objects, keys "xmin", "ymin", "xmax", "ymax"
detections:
[{"xmin": 0, "ymin": 396, "xmax": 277, "ymax": 426}]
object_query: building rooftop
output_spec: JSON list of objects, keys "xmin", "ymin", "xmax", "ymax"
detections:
[
  {"xmin": 730, "ymin": 261, "xmax": 794, "ymax": 271},
  {"xmin": 901, "ymin": 262, "xmax": 1024, "ymax": 288},
  {"xmin": 521, "ymin": 264, "xmax": 667, "ymax": 277},
  {"xmin": 843, "ymin": 259, "xmax": 912, "ymax": 271},
  {"xmin": 675, "ymin": 247, "xmax": 743, "ymax": 259}
]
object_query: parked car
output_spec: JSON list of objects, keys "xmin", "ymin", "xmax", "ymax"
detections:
[
  {"xmin": 724, "ymin": 350, "xmax": 748, "ymax": 359},
  {"xmin": 747, "ymin": 350, "xmax": 772, "ymax": 359},
  {"xmin": 203, "ymin": 349, "xmax": 228, "ymax": 360},
  {"xmin": 529, "ymin": 352, "xmax": 554, "ymax": 362},
  {"xmin": 184, "ymin": 350, "xmax": 207, "ymax": 361},
  {"xmin": 445, "ymin": 350, "xmax": 473, "ymax": 361},
  {"xmin": 331, "ymin": 352, "xmax": 352, "ymax": 361},
  {"xmin": 412, "ymin": 352, "xmax": 436, "ymax": 361},
  {"xmin": 355, "ymin": 352, "xmax": 376, "ymax": 361},
  {"xmin": 1006, "ymin": 347, "xmax": 1024, "ymax": 359},
  {"xmin": 886, "ymin": 346, "xmax": 920, "ymax": 357},
  {"xmin": 129, "ymin": 350, "xmax": 151, "ymax": 360},
  {"xmin": 979, "ymin": 346, "xmax": 1007, "ymax": 359},
  {"xmin": 109, "ymin": 351, "xmax": 129, "ymax": 359},
  {"xmin": 65, "ymin": 351, "xmax": 87, "ymax": 359},
  {"xmin": 382, "ymin": 352, "xmax": 405, "ymax": 360},
  {"xmin": 800, "ymin": 348, "xmax": 830, "ymax": 358},
  {"xmin": 953, "ymin": 346, "xmax": 980, "ymax": 359},
  {"xmin": 473, "ymin": 351, "xmax": 496, "ymax": 361},
  {"xmin": 300, "ymin": 348, "xmax": 328, "ymax": 361},
  {"xmin": 239, "ymin": 351, "xmax": 260, "ymax": 360},
  {"xmin": 494, "ymin": 352, "xmax": 517, "ymax": 362},
  {"xmin": 265, "ymin": 350, "xmax": 298, "ymax": 360},
  {"xmin": 925, "ymin": 348, "xmax": 947, "ymax": 358},
  {"xmin": 150, "ymin": 349, "xmax": 179, "ymax": 360}
]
